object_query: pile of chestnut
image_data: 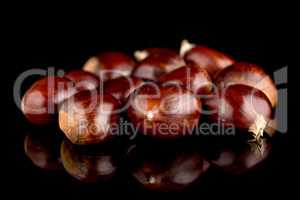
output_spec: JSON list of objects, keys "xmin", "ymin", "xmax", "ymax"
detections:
[
  {"xmin": 20, "ymin": 39, "xmax": 278, "ymax": 190},
  {"xmin": 21, "ymin": 40, "xmax": 277, "ymax": 144}
]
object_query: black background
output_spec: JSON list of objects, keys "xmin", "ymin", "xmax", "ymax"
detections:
[{"xmin": 5, "ymin": 6, "xmax": 294, "ymax": 198}]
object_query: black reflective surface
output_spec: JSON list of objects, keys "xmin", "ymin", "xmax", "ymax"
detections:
[{"xmin": 12, "ymin": 121, "xmax": 289, "ymax": 194}]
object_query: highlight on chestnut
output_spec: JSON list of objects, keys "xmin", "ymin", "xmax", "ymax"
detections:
[
  {"xmin": 214, "ymin": 62, "xmax": 278, "ymax": 108},
  {"xmin": 64, "ymin": 69, "xmax": 100, "ymax": 91},
  {"xmin": 103, "ymin": 76, "xmax": 145, "ymax": 104},
  {"xmin": 21, "ymin": 76, "xmax": 78, "ymax": 125},
  {"xmin": 58, "ymin": 90, "xmax": 120, "ymax": 145},
  {"xmin": 126, "ymin": 83, "xmax": 202, "ymax": 138},
  {"xmin": 180, "ymin": 39, "xmax": 235, "ymax": 78},
  {"xmin": 132, "ymin": 48, "xmax": 185, "ymax": 81},
  {"xmin": 158, "ymin": 63, "xmax": 213, "ymax": 96},
  {"xmin": 203, "ymin": 84, "xmax": 273, "ymax": 141},
  {"xmin": 83, "ymin": 52, "xmax": 136, "ymax": 81}
]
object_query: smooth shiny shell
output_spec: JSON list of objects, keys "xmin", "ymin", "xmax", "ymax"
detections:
[
  {"xmin": 132, "ymin": 50, "xmax": 185, "ymax": 81},
  {"xmin": 103, "ymin": 76, "xmax": 144, "ymax": 103},
  {"xmin": 214, "ymin": 62, "xmax": 277, "ymax": 107},
  {"xmin": 204, "ymin": 84, "xmax": 272, "ymax": 136},
  {"xmin": 127, "ymin": 84, "xmax": 201, "ymax": 138},
  {"xmin": 60, "ymin": 139, "xmax": 117, "ymax": 182},
  {"xmin": 211, "ymin": 139, "xmax": 271, "ymax": 174},
  {"xmin": 83, "ymin": 52, "xmax": 135, "ymax": 80},
  {"xmin": 24, "ymin": 131, "xmax": 61, "ymax": 170},
  {"xmin": 127, "ymin": 142, "xmax": 209, "ymax": 191},
  {"xmin": 159, "ymin": 64, "xmax": 213, "ymax": 95},
  {"xmin": 21, "ymin": 77, "xmax": 77, "ymax": 125},
  {"xmin": 134, "ymin": 48, "xmax": 181, "ymax": 61},
  {"xmin": 58, "ymin": 90, "xmax": 120, "ymax": 145},
  {"xmin": 183, "ymin": 45, "xmax": 235, "ymax": 78},
  {"xmin": 65, "ymin": 70, "xmax": 100, "ymax": 91}
]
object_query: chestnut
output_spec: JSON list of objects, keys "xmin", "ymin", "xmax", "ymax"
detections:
[
  {"xmin": 58, "ymin": 90, "xmax": 120, "ymax": 145},
  {"xmin": 204, "ymin": 84, "xmax": 272, "ymax": 140},
  {"xmin": 132, "ymin": 49, "xmax": 185, "ymax": 81},
  {"xmin": 158, "ymin": 64, "xmax": 213, "ymax": 95},
  {"xmin": 180, "ymin": 40, "xmax": 235, "ymax": 78},
  {"xmin": 127, "ymin": 141, "xmax": 209, "ymax": 191},
  {"xmin": 24, "ymin": 130, "xmax": 62, "ymax": 170},
  {"xmin": 127, "ymin": 84, "xmax": 201, "ymax": 138},
  {"xmin": 103, "ymin": 76, "xmax": 144, "ymax": 104},
  {"xmin": 60, "ymin": 139, "xmax": 118, "ymax": 182},
  {"xmin": 211, "ymin": 138, "xmax": 271, "ymax": 174},
  {"xmin": 21, "ymin": 77, "xmax": 77, "ymax": 125},
  {"xmin": 64, "ymin": 70, "xmax": 100, "ymax": 91},
  {"xmin": 82, "ymin": 52, "xmax": 135, "ymax": 81},
  {"xmin": 134, "ymin": 47, "xmax": 181, "ymax": 61},
  {"xmin": 214, "ymin": 62, "xmax": 277, "ymax": 107}
]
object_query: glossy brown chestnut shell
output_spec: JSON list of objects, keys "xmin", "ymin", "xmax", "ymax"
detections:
[
  {"xmin": 82, "ymin": 52, "xmax": 135, "ymax": 81},
  {"xmin": 60, "ymin": 139, "xmax": 118, "ymax": 182},
  {"xmin": 24, "ymin": 130, "xmax": 62, "ymax": 170},
  {"xmin": 204, "ymin": 84, "xmax": 272, "ymax": 139},
  {"xmin": 64, "ymin": 70, "xmax": 100, "ymax": 91},
  {"xmin": 180, "ymin": 40, "xmax": 235, "ymax": 78},
  {"xmin": 58, "ymin": 90, "xmax": 120, "ymax": 145},
  {"xmin": 21, "ymin": 77, "xmax": 77, "ymax": 125},
  {"xmin": 127, "ymin": 141, "xmax": 209, "ymax": 191},
  {"xmin": 132, "ymin": 49, "xmax": 185, "ymax": 81},
  {"xmin": 103, "ymin": 76, "xmax": 144, "ymax": 104},
  {"xmin": 127, "ymin": 84, "xmax": 201, "ymax": 138},
  {"xmin": 134, "ymin": 48, "xmax": 181, "ymax": 61},
  {"xmin": 159, "ymin": 64, "xmax": 213, "ymax": 95},
  {"xmin": 214, "ymin": 62, "xmax": 277, "ymax": 107}
]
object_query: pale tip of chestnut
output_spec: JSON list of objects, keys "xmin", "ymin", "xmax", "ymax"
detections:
[
  {"xmin": 179, "ymin": 39, "xmax": 196, "ymax": 57},
  {"xmin": 119, "ymin": 70, "xmax": 131, "ymax": 77},
  {"xmin": 82, "ymin": 56, "xmax": 100, "ymax": 74},
  {"xmin": 148, "ymin": 176, "xmax": 156, "ymax": 184},
  {"xmin": 58, "ymin": 109, "xmax": 79, "ymax": 144},
  {"xmin": 146, "ymin": 111, "xmax": 154, "ymax": 121},
  {"xmin": 248, "ymin": 114, "xmax": 267, "ymax": 139},
  {"xmin": 134, "ymin": 50, "xmax": 149, "ymax": 61}
]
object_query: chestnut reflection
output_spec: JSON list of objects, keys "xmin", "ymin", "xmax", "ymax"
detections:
[
  {"xmin": 211, "ymin": 139, "xmax": 271, "ymax": 174},
  {"xmin": 24, "ymin": 129, "xmax": 62, "ymax": 170},
  {"xmin": 127, "ymin": 141, "xmax": 209, "ymax": 191},
  {"xmin": 60, "ymin": 139, "xmax": 118, "ymax": 182}
]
